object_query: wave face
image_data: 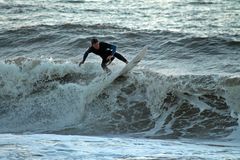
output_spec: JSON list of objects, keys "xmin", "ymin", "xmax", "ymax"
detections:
[{"xmin": 0, "ymin": 58, "xmax": 239, "ymax": 139}]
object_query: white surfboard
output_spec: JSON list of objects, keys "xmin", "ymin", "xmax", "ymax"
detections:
[{"xmin": 116, "ymin": 45, "xmax": 148, "ymax": 77}]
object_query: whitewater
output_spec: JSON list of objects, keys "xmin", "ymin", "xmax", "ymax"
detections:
[{"xmin": 0, "ymin": 0, "xmax": 240, "ymax": 159}]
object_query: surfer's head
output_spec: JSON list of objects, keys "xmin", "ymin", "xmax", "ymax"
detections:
[{"xmin": 91, "ymin": 38, "xmax": 99, "ymax": 50}]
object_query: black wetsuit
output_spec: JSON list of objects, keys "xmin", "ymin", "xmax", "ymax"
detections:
[{"xmin": 82, "ymin": 42, "xmax": 127, "ymax": 70}]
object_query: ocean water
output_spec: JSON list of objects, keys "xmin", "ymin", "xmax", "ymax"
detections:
[{"xmin": 0, "ymin": 0, "xmax": 240, "ymax": 159}]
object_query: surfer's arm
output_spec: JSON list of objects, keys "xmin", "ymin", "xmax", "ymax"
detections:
[{"xmin": 79, "ymin": 47, "xmax": 91, "ymax": 66}]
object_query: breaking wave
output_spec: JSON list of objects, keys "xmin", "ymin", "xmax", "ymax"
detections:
[{"xmin": 0, "ymin": 57, "xmax": 239, "ymax": 140}]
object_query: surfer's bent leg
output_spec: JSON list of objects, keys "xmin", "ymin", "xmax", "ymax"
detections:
[
  {"xmin": 114, "ymin": 52, "xmax": 128, "ymax": 63},
  {"xmin": 101, "ymin": 59, "xmax": 111, "ymax": 73}
]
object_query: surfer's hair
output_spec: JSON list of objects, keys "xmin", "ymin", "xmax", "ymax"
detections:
[{"xmin": 91, "ymin": 38, "xmax": 98, "ymax": 45}]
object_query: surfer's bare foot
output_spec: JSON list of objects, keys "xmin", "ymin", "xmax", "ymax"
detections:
[{"xmin": 125, "ymin": 61, "xmax": 128, "ymax": 64}]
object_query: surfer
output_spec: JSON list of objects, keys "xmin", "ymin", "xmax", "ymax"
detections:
[{"xmin": 79, "ymin": 38, "xmax": 128, "ymax": 73}]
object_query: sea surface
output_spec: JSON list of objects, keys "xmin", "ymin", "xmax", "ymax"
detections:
[{"xmin": 0, "ymin": 0, "xmax": 240, "ymax": 159}]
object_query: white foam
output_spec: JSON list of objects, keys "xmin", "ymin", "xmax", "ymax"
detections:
[
  {"xmin": 0, "ymin": 58, "xmax": 81, "ymax": 98},
  {"xmin": 0, "ymin": 83, "xmax": 86, "ymax": 132}
]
